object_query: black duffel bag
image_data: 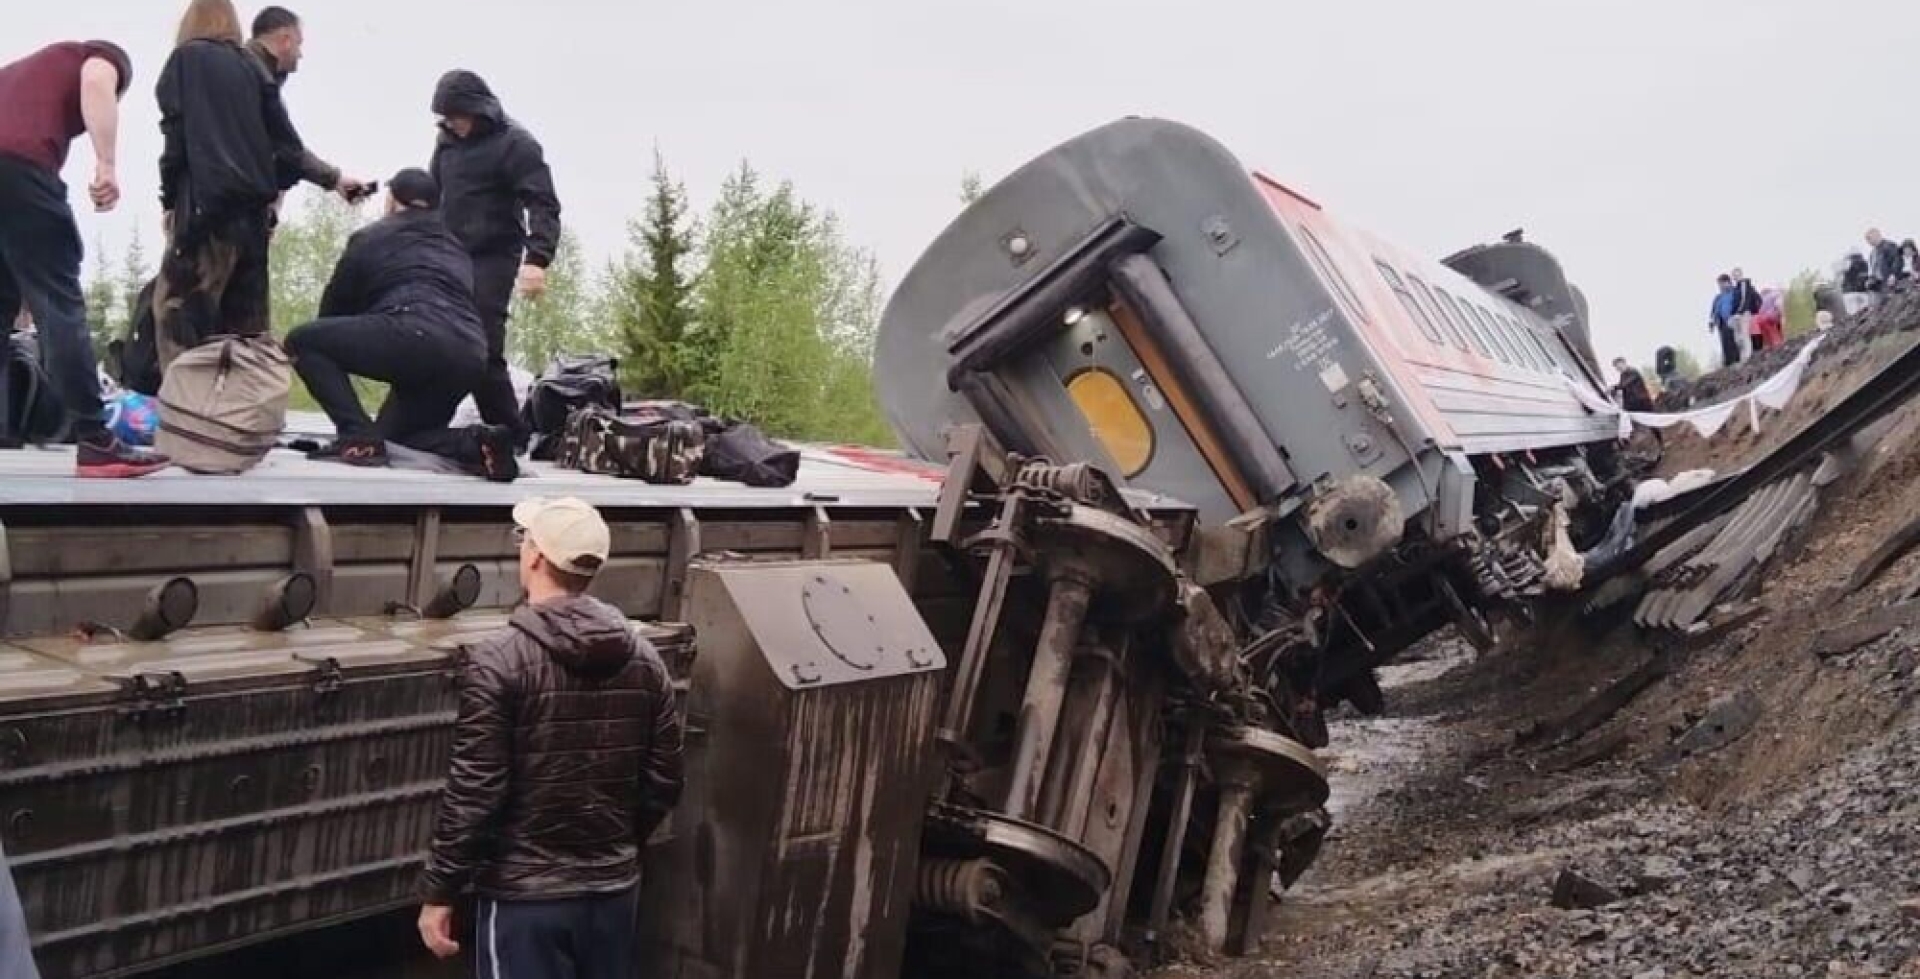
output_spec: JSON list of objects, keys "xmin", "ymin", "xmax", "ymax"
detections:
[
  {"xmin": 3, "ymin": 331, "xmax": 70, "ymax": 445},
  {"xmin": 703, "ymin": 421, "xmax": 799, "ymax": 488},
  {"xmin": 523, "ymin": 354, "xmax": 621, "ymax": 461}
]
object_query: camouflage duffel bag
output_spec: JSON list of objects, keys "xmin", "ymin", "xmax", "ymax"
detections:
[{"xmin": 558, "ymin": 407, "xmax": 705, "ymax": 485}]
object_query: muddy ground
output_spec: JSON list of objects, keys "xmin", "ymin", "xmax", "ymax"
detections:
[{"xmin": 1157, "ymin": 298, "xmax": 1920, "ymax": 979}]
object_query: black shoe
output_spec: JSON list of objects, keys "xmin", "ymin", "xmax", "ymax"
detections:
[
  {"xmin": 337, "ymin": 436, "xmax": 389, "ymax": 469},
  {"xmin": 478, "ymin": 425, "xmax": 520, "ymax": 483},
  {"xmin": 76, "ymin": 433, "xmax": 170, "ymax": 479}
]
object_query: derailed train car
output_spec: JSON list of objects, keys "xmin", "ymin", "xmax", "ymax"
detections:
[
  {"xmin": 2, "ymin": 116, "xmax": 1631, "ymax": 979},
  {"xmin": 878, "ymin": 117, "xmax": 1628, "ymax": 746}
]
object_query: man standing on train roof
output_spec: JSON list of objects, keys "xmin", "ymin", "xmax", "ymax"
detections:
[
  {"xmin": 1710, "ymin": 274, "xmax": 1742, "ymax": 368},
  {"xmin": 417, "ymin": 497, "xmax": 683, "ymax": 979},
  {"xmin": 0, "ymin": 40, "xmax": 170, "ymax": 477},
  {"xmin": 1865, "ymin": 228, "xmax": 1905, "ymax": 292},
  {"xmin": 1729, "ymin": 267, "xmax": 1763, "ymax": 361},
  {"xmin": 245, "ymin": 6, "xmax": 369, "ymax": 204},
  {"xmin": 428, "ymin": 69, "xmax": 562, "ymax": 449}
]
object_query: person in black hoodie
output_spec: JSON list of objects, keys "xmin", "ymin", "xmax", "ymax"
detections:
[
  {"xmin": 284, "ymin": 170, "xmax": 518, "ymax": 481},
  {"xmin": 153, "ymin": 0, "xmax": 305, "ymax": 369},
  {"xmin": 429, "ymin": 70, "xmax": 562, "ymax": 445}
]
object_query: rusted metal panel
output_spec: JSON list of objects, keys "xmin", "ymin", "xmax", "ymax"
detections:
[
  {"xmin": 0, "ymin": 613, "xmax": 696, "ymax": 979},
  {"xmin": 640, "ymin": 561, "xmax": 944, "ymax": 979}
]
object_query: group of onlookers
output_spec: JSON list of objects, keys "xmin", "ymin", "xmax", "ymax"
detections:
[{"xmin": 0, "ymin": 0, "xmax": 561, "ymax": 481}]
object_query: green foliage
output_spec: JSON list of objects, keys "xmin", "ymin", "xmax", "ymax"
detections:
[
  {"xmin": 681, "ymin": 163, "xmax": 892, "ymax": 444},
  {"xmin": 1784, "ymin": 269, "xmax": 1820, "ymax": 338},
  {"xmin": 607, "ymin": 152, "xmax": 698, "ymax": 398},
  {"xmin": 268, "ymin": 193, "xmax": 368, "ymax": 335},
  {"xmin": 508, "ymin": 230, "xmax": 607, "ymax": 375},
  {"xmin": 83, "ymin": 233, "xmax": 119, "ymax": 360}
]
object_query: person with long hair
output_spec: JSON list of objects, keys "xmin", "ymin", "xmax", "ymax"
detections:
[{"xmin": 153, "ymin": 0, "xmax": 304, "ymax": 368}]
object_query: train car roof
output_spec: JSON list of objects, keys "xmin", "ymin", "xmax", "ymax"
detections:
[
  {"xmin": 0, "ymin": 413, "xmax": 1195, "ymax": 514},
  {"xmin": 0, "ymin": 412, "xmax": 951, "ymax": 511}
]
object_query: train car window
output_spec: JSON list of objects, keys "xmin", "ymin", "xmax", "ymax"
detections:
[
  {"xmin": 1373, "ymin": 261, "xmax": 1443, "ymax": 344},
  {"xmin": 1524, "ymin": 324, "xmax": 1564, "ymax": 374},
  {"xmin": 1508, "ymin": 315, "xmax": 1548, "ymax": 371},
  {"xmin": 1470, "ymin": 304, "xmax": 1519, "ymax": 367},
  {"xmin": 1294, "ymin": 225, "xmax": 1370, "ymax": 327},
  {"xmin": 1065, "ymin": 369, "xmax": 1155, "ymax": 477},
  {"xmin": 1433, "ymin": 287, "xmax": 1492, "ymax": 358},
  {"xmin": 1408, "ymin": 276, "xmax": 1470, "ymax": 352}
]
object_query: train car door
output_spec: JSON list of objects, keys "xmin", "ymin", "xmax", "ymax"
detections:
[{"xmin": 1000, "ymin": 300, "xmax": 1250, "ymax": 523}]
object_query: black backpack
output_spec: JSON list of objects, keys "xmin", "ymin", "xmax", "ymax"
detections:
[
  {"xmin": 522, "ymin": 354, "xmax": 621, "ymax": 461},
  {"xmin": 118, "ymin": 278, "xmax": 163, "ymax": 397},
  {"xmin": 4, "ymin": 332, "xmax": 70, "ymax": 445}
]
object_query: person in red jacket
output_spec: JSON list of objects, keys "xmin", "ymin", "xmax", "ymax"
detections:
[{"xmin": 0, "ymin": 41, "xmax": 169, "ymax": 476}]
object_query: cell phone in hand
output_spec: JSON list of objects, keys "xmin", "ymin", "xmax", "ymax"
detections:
[{"xmin": 347, "ymin": 181, "xmax": 380, "ymax": 204}]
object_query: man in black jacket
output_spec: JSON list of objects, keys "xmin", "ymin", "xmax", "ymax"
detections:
[
  {"xmin": 284, "ymin": 170, "xmax": 517, "ymax": 481},
  {"xmin": 154, "ymin": 12, "xmax": 305, "ymax": 367},
  {"xmin": 245, "ymin": 6, "xmax": 368, "ymax": 203},
  {"xmin": 429, "ymin": 70, "xmax": 561, "ymax": 445},
  {"xmin": 418, "ymin": 497, "xmax": 684, "ymax": 979}
]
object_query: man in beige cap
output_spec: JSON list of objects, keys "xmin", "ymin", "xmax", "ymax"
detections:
[{"xmin": 418, "ymin": 497, "xmax": 684, "ymax": 979}]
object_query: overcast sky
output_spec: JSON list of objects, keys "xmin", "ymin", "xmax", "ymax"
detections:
[{"xmin": 11, "ymin": 0, "xmax": 1916, "ymax": 373}]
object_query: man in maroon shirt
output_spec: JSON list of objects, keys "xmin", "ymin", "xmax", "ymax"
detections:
[{"xmin": 0, "ymin": 40, "xmax": 169, "ymax": 476}]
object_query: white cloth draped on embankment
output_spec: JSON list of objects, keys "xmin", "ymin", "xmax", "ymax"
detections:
[{"xmin": 1565, "ymin": 332, "xmax": 1827, "ymax": 440}]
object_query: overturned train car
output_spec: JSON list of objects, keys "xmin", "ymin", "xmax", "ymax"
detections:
[
  {"xmin": 0, "ymin": 438, "xmax": 1328, "ymax": 978},
  {"xmin": 878, "ymin": 117, "xmax": 1629, "ymax": 747}
]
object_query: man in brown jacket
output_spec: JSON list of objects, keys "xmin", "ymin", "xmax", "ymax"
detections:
[{"xmin": 418, "ymin": 497, "xmax": 684, "ymax": 979}]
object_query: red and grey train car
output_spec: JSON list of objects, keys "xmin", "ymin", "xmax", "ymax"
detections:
[{"xmin": 878, "ymin": 117, "xmax": 1625, "ymax": 740}]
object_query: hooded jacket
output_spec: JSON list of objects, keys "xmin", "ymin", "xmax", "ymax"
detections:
[
  {"xmin": 419, "ymin": 595, "xmax": 684, "ymax": 903},
  {"xmin": 428, "ymin": 71, "xmax": 562, "ymax": 267},
  {"xmin": 156, "ymin": 39, "xmax": 304, "ymax": 239},
  {"xmin": 318, "ymin": 206, "xmax": 486, "ymax": 353},
  {"xmin": 243, "ymin": 39, "xmax": 340, "ymax": 192},
  {"xmin": 1870, "ymin": 238, "xmax": 1905, "ymax": 289}
]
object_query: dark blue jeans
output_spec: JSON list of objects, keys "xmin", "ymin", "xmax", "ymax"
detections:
[
  {"xmin": 472, "ymin": 887, "xmax": 637, "ymax": 979},
  {"xmin": 0, "ymin": 155, "xmax": 105, "ymax": 437}
]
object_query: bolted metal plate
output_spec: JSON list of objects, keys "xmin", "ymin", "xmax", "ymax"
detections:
[
  {"xmin": 696, "ymin": 560, "xmax": 947, "ymax": 691},
  {"xmin": 802, "ymin": 572, "xmax": 892, "ymax": 671}
]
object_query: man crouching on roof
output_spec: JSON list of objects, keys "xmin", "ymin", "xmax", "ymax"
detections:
[{"xmin": 285, "ymin": 169, "xmax": 518, "ymax": 481}]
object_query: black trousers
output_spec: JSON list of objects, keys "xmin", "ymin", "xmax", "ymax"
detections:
[
  {"xmin": 155, "ymin": 208, "xmax": 271, "ymax": 369},
  {"xmin": 470, "ymin": 252, "xmax": 527, "ymax": 438},
  {"xmin": 472, "ymin": 887, "xmax": 638, "ymax": 979},
  {"xmin": 285, "ymin": 311, "xmax": 485, "ymax": 463},
  {"xmin": 0, "ymin": 155, "xmax": 106, "ymax": 434}
]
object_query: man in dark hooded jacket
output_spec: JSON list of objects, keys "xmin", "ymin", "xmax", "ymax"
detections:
[
  {"xmin": 284, "ymin": 169, "xmax": 518, "ymax": 481},
  {"xmin": 417, "ymin": 497, "xmax": 683, "ymax": 979},
  {"xmin": 154, "ymin": 22, "xmax": 306, "ymax": 366},
  {"xmin": 429, "ymin": 70, "xmax": 562, "ymax": 444}
]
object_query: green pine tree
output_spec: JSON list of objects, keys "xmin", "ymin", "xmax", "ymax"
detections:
[{"xmin": 608, "ymin": 151, "xmax": 698, "ymax": 398}]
